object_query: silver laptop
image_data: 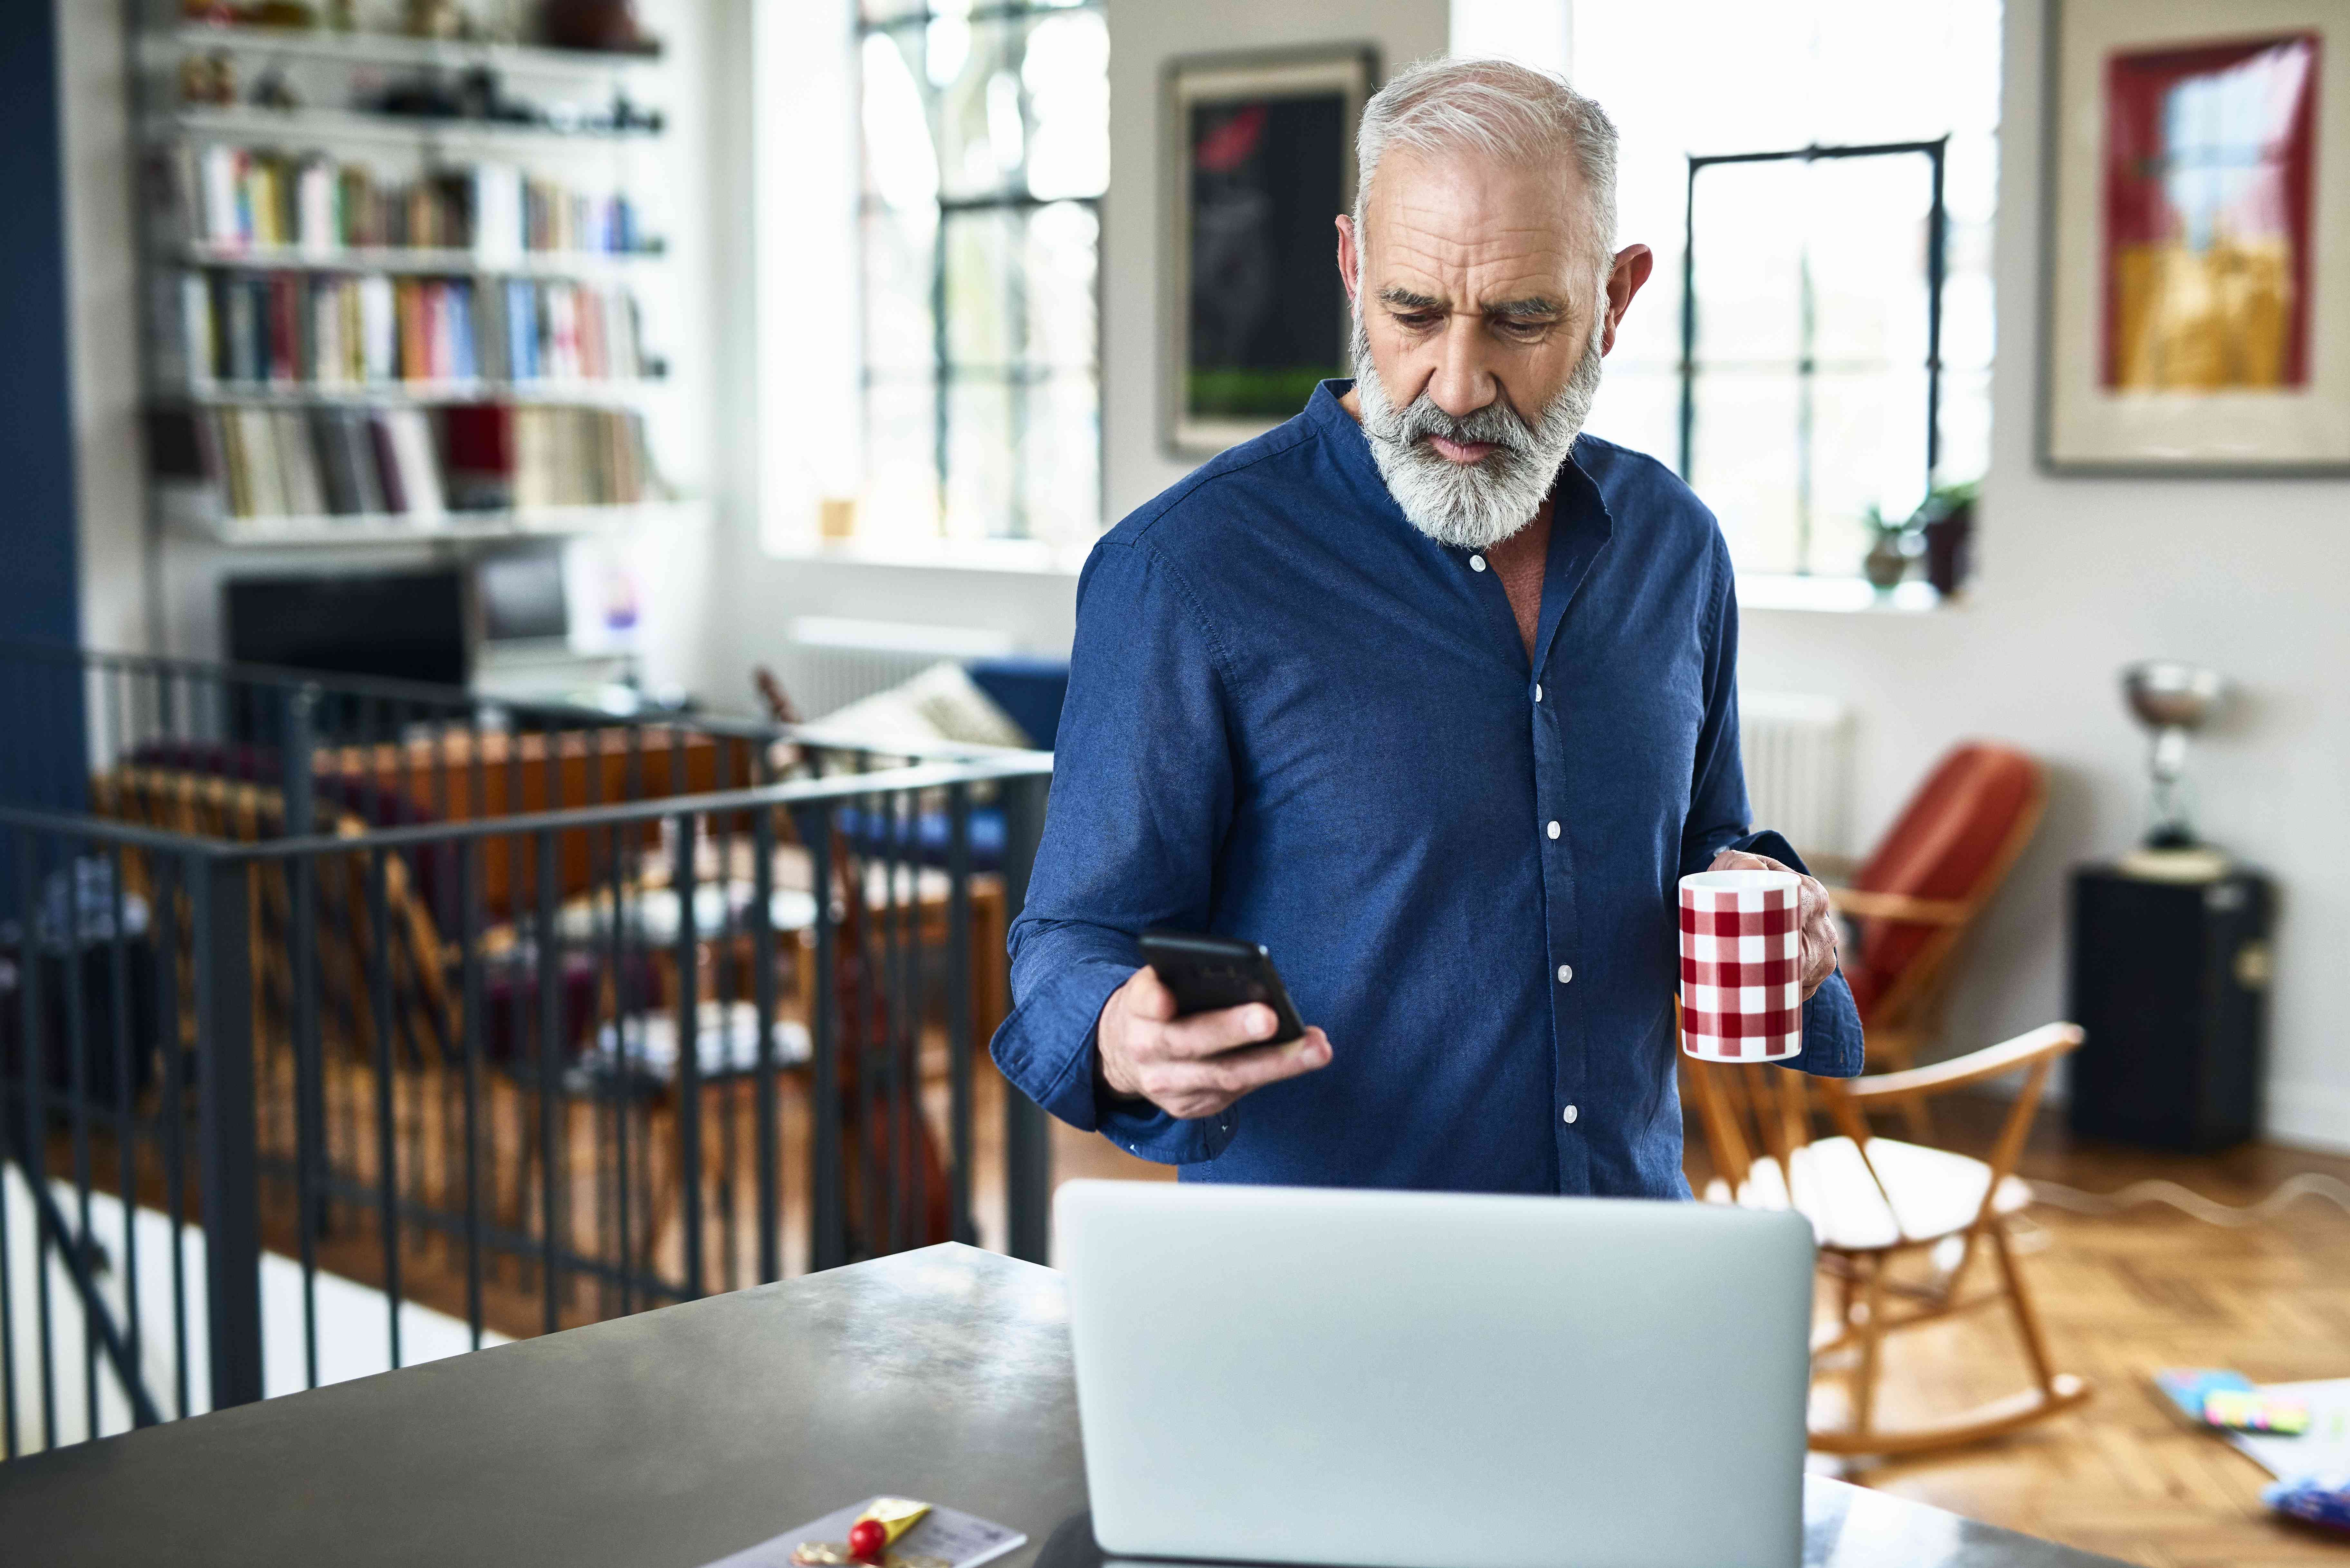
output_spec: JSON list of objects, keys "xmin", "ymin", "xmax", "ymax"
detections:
[{"xmin": 1059, "ymin": 1181, "xmax": 1814, "ymax": 1568}]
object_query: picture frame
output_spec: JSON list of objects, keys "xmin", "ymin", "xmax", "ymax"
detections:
[
  {"xmin": 2041, "ymin": 0, "xmax": 2350, "ymax": 473},
  {"xmin": 1163, "ymin": 45, "xmax": 1379, "ymax": 457}
]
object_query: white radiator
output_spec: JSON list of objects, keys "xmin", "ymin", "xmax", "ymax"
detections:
[
  {"xmin": 1741, "ymin": 692, "xmax": 1854, "ymax": 863},
  {"xmin": 772, "ymin": 617, "xmax": 1017, "ymax": 718}
]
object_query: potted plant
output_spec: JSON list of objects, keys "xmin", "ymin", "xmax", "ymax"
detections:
[
  {"xmin": 1861, "ymin": 505, "xmax": 1914, "ymax": 590},
  {"xmin": 1915, "ymin": 480, "xmax": 1978, "ymax": 598}
]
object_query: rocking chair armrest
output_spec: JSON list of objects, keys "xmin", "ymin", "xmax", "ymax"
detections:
[
  {"xmin": 1824, "ymin": 885, "xmax": 1973, "ymax": 925},
  {"xmin": 1832, "ymin": 1023, "xmax": 2086, "ymax": 1107}
]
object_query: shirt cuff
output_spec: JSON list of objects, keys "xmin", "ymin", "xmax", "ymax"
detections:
[
  {"xmin": 987, "ymin": 955, "xmax": 1239, "ymax": 1164},
  {"xmin": 1717, "ymin": 829, "xmax": 1867, "ymax": 1078}
]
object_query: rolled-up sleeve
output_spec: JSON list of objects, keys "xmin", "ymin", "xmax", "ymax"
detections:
[
  {"xmin": 989, "ymin": 538, "xmax": 1241, "ymax": 1163},
  {"xmin": 1677, "ymin": 547, "xmax": 1866, "ymax": 1079}
]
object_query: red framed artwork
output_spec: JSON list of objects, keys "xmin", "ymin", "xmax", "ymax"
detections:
[{"xmin": 2045, "ymin": 2, "xmax": 2350, "ymax": 471}]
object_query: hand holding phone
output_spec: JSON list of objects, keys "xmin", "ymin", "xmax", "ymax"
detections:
[
  {"xmin": 1094, "ymin": 932, "xmax": 1330, "ymax": 1121},
  {"xmin": 1137, "ymin": 931, "xmax": 1306, "ymax": 1044}
]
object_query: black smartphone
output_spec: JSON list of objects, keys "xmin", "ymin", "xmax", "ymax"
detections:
[{"xmin": 1137, "ymin": 930, "xmax": 1307, "ymax": 1045}]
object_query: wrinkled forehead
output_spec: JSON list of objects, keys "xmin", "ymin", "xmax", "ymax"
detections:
[{"xmin": 1359, "ymin": 145, "xmax": 1605, "ymax": 304}]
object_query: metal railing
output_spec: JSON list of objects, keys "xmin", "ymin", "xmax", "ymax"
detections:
[{"xmin": 0, "ymin": 643, "xmax": 1054, "ymax": 1458}]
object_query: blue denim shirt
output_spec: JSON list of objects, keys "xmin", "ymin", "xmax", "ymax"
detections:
[{"xmin": 991, "ymin": 382, "xmax": 1864, "ymax": 1197}]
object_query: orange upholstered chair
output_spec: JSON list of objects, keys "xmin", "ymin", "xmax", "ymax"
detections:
[{"xmin": 1826, "ymin": 744, "xmax": 2046, "ymax": 1075}]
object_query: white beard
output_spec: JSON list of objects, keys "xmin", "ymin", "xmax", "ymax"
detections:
[{"xmin": 1351, "ymin": 315, "xmax": 1604, "ymax": 551}]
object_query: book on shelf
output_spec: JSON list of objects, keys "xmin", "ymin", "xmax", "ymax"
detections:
[
  {"xmin": 175, "ymin": 268, "xmax": 650, "ymax": 390},
  {"xmin": 184, "ymin": 402, "xmax": 654, "ymax": 525},
  {"xmin": 167, "ymin": 144, "xmax": 660, "ymax": 260}
]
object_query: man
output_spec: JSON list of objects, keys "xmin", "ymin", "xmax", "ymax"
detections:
[{"xmin": 990, "ymin": 57, "xmax": 1863, "ymax": 1196}]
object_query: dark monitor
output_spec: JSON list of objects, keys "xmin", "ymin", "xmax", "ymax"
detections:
[
  {"xmin": 224, "ymin": 567, "xmax": 470, "ymax": 688},
  {"xmin": 476, "ymin": 543, "xmax": 569, "ymax": 644}
]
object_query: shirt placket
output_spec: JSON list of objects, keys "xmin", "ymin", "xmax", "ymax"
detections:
[{"xmin": 1531, "ymin": 654, "xmax": 1588, "ymax": 1193}]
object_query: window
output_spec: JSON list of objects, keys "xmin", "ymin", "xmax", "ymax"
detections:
[
  {"xmin": 853, "ymin": 0, "xmax": 1108, "ymax": 555},
  {"xmin": 1569, "ymin": 0, "xmax": 2002, "ymax": 585}
]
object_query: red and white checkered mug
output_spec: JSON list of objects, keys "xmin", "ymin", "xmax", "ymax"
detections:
[{"xmin": 1678, "ymin": 869, "xmax": 1803, "ymax": 1062}]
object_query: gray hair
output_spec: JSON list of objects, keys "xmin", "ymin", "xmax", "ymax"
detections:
[{"xmin": 1353, "ymin": 55, "xmax": 1619, "ymax": 271}]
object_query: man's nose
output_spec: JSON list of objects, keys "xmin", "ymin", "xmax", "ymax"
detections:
[{"xmin": 1425, "ymin": 315, "xmax": 1497, "ymax": 420}]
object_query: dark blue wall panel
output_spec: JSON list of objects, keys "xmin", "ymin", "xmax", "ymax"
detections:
[{"xmin": 1, "ymin": 1, "xmax": 90, "ymax": 817}]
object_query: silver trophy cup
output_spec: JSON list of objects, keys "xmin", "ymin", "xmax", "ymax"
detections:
[{"xmin": 2122, "ymin": 660, "xmax": 2225, "ymax": 851}]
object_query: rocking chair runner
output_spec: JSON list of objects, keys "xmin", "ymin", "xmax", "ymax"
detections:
[{"xmin": 1681, "ymin": 1022, "xmax": 2093, "ymax": 1457}]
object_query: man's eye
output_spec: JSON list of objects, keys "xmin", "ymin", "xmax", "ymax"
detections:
[
  {"xmin": 1393, "ymin": 312, "xmax": 1440, "ymax": 330},
  {"xmin": 1497, "ymin": 319, "xmax": 1551, "ymax": 339}
]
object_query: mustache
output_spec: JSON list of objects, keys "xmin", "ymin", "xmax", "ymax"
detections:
[{"xmin": 1370, "ymin": 389, "xmax": 1544, "ymax": 457}]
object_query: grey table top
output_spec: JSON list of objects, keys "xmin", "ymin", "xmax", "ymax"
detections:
[{"xmin": 0, "ymin": 1243, "xmax": 2125, "ymax": 1568}]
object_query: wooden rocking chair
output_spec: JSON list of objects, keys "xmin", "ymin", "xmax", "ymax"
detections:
[
  {"xmin": 1681, "ymin": 1022, "xmax": 2093, "ymax": 1457},
  {"xmin": 1822, "ymin": 744, "xmax": 2046, "ymax": 1077}
]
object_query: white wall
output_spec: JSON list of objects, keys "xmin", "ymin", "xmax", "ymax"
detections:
[
  {"xmin": 714, "ymin": 0, "xmax": 1451, "ymax": 695},
  {"xmin": 1739, "ymin": 0, "xmax": 2350, "ymax": 1149}
]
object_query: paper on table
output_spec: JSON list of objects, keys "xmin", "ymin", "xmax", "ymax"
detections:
[
  {"xmin": 698, "ymin": 1498, "xmax": 1027, "ymax": 1568},
  {"xmin": 2225, "ymin": 1380, "xmax": 2350, "ymax": 1478}
]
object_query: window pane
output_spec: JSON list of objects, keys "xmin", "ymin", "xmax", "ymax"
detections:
[
  {"xmin": 1936, "ymin": 366, "xmax": 1993, "ymax": 495},
  {"xmin": 865, "ymin": 209, "xmax": 937, "ymax": 376},
  {"xmin": 862, "ymin": 33, "xmax": 939, "ymax": 212},
  {"xmin": 1804, "ymin": 155, "xmax": 1932, "ymax": 373},
  {"xmin": 1688, "ymin": 370, "xmax": 1801, "ymax": 576},
  {"xmin": 1582, "ymin": 365, "xmax": 1680, "ymax": 465},
  {"xmin": 854, "ymin": 4, "xmax": 1104, "ymax": 547},
  {"xmin": 1025, "ymin": 200, "xmax": 1098, "ymax": 369},
  {"xmin": 944, "ymin": 377, "xmax": 1016, "ymax": 538},
  {"xmin": 1019, "ymin": 371, "xmax": 1100, "ymax": 547},
  {"xmin": 1689, "ymin": 160, "xmax": 1804, "ymax": 368},
  {"xmin": 1811, "ymin": 366, "xmax": 1931, "ymax": 574},
  {"xmin": 864, "ymin": 376, "xmax": 941, "ymax": 540},
  {"xmin": 943, "ymin": 208, "xmax": 1017, "ymax": 366}
]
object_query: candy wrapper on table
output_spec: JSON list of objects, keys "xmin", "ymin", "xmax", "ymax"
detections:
[{"xmin": 698, "ymin": 1497, "xmax": 1026, "ymax": 1568}]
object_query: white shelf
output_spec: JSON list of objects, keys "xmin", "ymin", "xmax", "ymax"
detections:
[
  {"xmin": 177, "ymin": 378, "xmax": 668, "ymax": 408},
  {"xmin": 149, "ymin": 24, "xmax": 661, "ymax": 78},
  {"xmin": 155, "ymin": 104, "xmax": 662, "ymax": 154},
  {"xmin": 178, "ymin": 499, "xmax": 703, "ymax": 548},
  {"xmin": 177, "ymin": 241, "xmax": 664, "ymax": 277}
]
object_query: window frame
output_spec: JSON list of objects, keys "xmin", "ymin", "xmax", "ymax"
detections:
[
  {"xmin": 1677, "ymin": 136, "xmax": 1952, "ymax": 577},
  {"xmin": 853, "ymin": 0, "xmax": 1108, "ymax": 551}
]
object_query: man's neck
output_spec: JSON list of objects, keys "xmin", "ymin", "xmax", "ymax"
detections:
[
  {"xmin": 1487, "ymin": 505, "xmax": 1551, "ymax": 659},
  {"xmin": 1339, "ymin": 380, "xmax": 1551, "ymax": 655}
]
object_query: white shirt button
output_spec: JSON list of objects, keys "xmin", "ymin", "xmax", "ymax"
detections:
[
  {"xmin": 1556, "ymin": 964, "xmax": 1574, "ymax": 984},
  {"xmin": 1468, "ymin": 554, "xmax": 1487, "ymax": 572},
  {"xmin": 1563, "ymin": 1105, "xmax": 1579, "ymax": 1125},
  {"xmin": 1546, "ymin": 820, "xmax": 1560, "ymax": 839},
  {"xmin": 1533, "ymin": 683, "xmax": 1543, "ymax": 702}
]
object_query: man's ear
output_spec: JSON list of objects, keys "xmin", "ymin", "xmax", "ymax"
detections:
[
  {"xmin": 1600, "ymin": 243, "xmax": 1654, "ymax": 356},
  {"xmin": 1335, "ymin": 214, "xmax": 1361, "ymax": 309}
]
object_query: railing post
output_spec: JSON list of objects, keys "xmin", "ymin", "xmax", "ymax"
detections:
[
  {"xmin": 998, "ymin": 771, "xmax": 1051, "ymax": 1265},
  {"xmin": 190, "ymin": 851, "xmax": 263, "ymax": 1410},
  {"xmin": 280, "ymin": 683, "xmax": 319, "ymax": 840}
]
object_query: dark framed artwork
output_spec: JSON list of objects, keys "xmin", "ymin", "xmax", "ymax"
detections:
[
  {"xmin": 1164, "ymin": 46, "xmax": 1379, "ymax": 456},
  {"xmin": 2042, "ymin": 0, "xmax": 2350, "ymax": 472}
]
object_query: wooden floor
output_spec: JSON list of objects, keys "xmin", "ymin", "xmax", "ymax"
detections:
[{"xmin": 1057, "ymin": 1102, "xmax": 2350, "ymax": 1568}]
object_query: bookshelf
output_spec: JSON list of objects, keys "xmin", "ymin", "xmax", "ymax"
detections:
[{"xmin": 135, "ymin": 4, "xmax": 685, "ymax": 552}]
